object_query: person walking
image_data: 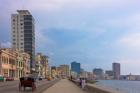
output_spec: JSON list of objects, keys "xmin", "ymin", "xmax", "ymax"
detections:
[{"xmin": 81, "ymin": 78, "xmax": 86, "ymax": 90}]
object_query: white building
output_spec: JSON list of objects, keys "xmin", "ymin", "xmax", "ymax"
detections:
[{"xmin": 11, "ymin": 10, "xmax": 35, "ymax": 71}]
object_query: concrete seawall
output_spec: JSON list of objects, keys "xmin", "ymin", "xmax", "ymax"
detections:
[
  {"xmin": 86, "ymin": 84, "xmax": 124, "ymax": 93},
  {"xmin": 69, "ymin": 79, "xmax": 124, "ymax": 93}
]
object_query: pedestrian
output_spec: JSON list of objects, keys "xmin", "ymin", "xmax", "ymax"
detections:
[
  {"xmin": 81, "ymin": 78, "xmax": 86, "ymax": 90},
  {"xmin": 80, "ymin": 78, "xmax": 82, "ymax": 87}
]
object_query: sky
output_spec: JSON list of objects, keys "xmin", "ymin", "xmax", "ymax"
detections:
[{"xmin": 0, "ymin": 0, "xmax": 140, "ymax": 74}]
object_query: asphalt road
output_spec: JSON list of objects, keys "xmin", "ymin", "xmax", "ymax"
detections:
[{"xmin": 0, "ymin": 79, "xmax": 59, "ymax": 93}]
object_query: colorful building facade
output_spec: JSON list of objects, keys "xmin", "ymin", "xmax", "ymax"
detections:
[{"xmin": 0, "ymin": 48, "xmax": 30, "ymax": 79}]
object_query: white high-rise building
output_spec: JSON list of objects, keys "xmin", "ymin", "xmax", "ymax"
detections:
[{"xmin": 11, "ymin": 10, "xmax": 35, "ymax": 71}]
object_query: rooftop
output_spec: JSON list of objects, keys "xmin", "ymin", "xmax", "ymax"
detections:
[{"xmin": 17, "ymin": 10, "xmax": 31, "ymax": 15}]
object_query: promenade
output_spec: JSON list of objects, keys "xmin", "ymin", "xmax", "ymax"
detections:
[{"xmin": 43, "ymin": 79, "xmax": 88, "ymax": 93}]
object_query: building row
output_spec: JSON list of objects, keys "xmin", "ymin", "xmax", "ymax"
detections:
[
  {"xmin": 0, "ymin": 10, "xmax": 52, "ymax": 80},
  {"xmin": 120, "ymin": 74, "xmax": 140, "ymax": 81},
  {"xmin": 35, "ymin": 53, "xmax": 50, "ymax": 78},
  {"xmin": 48, "ymin": 62, "xmax": 121, "ymax": 80},
  {"xmin": 0, "ymin": 48, "xmax": 51, "ymax": 79},
  {"xmin": 51, "ymin": 65, "xmax": 70, "ymax": 79},
  {"xmin": 92, "ymin": 63, "xmax": 121, "ymax": 80},
  {"xmin": 0, "ymin": 48, "xmax": 30, "ymax": 80}
]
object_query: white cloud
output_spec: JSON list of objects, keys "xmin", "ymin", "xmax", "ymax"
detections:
[
  {"xmin": 118, "ymin": 59, "xmax": 140, "ymax": 74},
  {"xmin": 0, "ymin": 42, "xmax": 11, "ymax": 48},
  {"xmin": 35, "ymin": 30, "xmax": 48, "ymax": 49},
  {"xmin": 106, "ymin": 13, "xmax": 140, "ymax": 49},
  {"xmin": 35, "ymin": 30, "xmax": 55, "ymax": 52},
  {"xmin": 118, "ymin": 33, "xmax": 140, "ymax": 48},
  {"xmin": 105, "ymin": 13, "xmax": 140, "ymax": 29},
  {"xmin": 24, "ymin": 0, "xmax": 139, "ymax": 12}
]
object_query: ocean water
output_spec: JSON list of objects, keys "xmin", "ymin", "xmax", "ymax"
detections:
[{"xmin": 96, "ymin": 80, "xmax": 140, "ymax": 93}]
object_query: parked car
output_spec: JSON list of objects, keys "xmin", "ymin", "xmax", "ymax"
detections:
[
  {"xmin": 0, "ymin": 75, "xmax": 4, "ymax": 81},
  {"xmin": 5, "ymin": 77, "xmax": 14, "ymax": 81},
  {"xmin": 38, "ymin": 77, "xmax": 43, "ymax": 80}
]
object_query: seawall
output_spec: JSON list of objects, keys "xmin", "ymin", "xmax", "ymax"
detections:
[
  {"xmin": 86, "ymin": 83, "xmax": 124, "ymax": 93},
  {"xmin": 69, "ymin": 79, "xmax": 124, "ymax": 93}
]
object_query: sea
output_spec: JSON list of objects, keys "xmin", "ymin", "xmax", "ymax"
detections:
[{"xmin": 96, "ymin": 80, "xmax": 140, "ymax": 93}]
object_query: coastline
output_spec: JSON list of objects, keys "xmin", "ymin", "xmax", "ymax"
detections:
[{"xmin": 86, "ymin": 83, "xmax": 126, "ymax": 93}]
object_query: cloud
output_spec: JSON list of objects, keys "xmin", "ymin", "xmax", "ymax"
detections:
[
  {"xmin": 1, "ymin": 0, "xmax": 140, "ymax": 74},
  {"xmin": 0, "ymin": 42, "xmax": 11, "ymax": 48},
  {"xmin": 106, "ymin": 12, "xmax": 140, "ymax": 49},
  {"xmin": 105, "ymin": 13, "xmax": 140, "ymax": 29},
  {"xmin": 35, "ymin": 29, "xmax": 56, "ymax": 54},
  {"xmin": 118, "ymin": 33, "xmax": 140, "ymax": 48},
  {"xmin": 24, "ymin": 0, "xmax": 140, "ymax": 12},
  {"xmin": 117, "ymin": 59, "xmax": 140, "ymax": 74}
]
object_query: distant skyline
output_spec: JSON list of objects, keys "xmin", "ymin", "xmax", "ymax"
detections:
[{"xmin": 1, "ymin": 0, "xmax": 140, "ymax": 74}]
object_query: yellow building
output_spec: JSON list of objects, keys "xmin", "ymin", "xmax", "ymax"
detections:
[
  {"xmin": 51, "ymin": 66, "xmax": 57, "ymax": 78},
  {"xmin": 0, "ymin": 48, "xmax": 16, "ymax": 78},
  {"xmin": 35, "ymin": 53, "xmax": 49, "ymax": 78},
  {"xmin": 0, "ymin": 48, "xmax": 30, "ymax": 79},
  {"xmin": 42, "ymin": 56, "xmax": 49, "ymax": 78},
  {"xmin": 57, "ymin": 65, "xmax": 70, "ymax": 78},
  {"xmin": 16, "ymin": 52, "xmax": 30, "ymax": 79}
]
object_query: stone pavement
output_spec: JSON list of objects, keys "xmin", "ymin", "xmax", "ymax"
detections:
[{"xmin": 43, "ymin": 79, "xmax": 88, "ymax": 93}]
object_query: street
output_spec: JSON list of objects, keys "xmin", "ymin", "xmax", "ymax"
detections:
[{"xmin": 0, "ymin": 79, "xmax": 59, "ymax": 93}]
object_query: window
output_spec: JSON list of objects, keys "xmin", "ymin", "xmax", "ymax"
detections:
[
  {"xmin": 21, "ymin": 43, "xmax": 23, "ymax": 45},
  {"xmin": 24, "ymin": 26, "xmax": 32, "ymax": 29},
  {"xmin": 13, "ymin": 42, "xmax": 16, "ymax": 45},
  {"xmin": 24, "ymin": 22, "xmax": 32, "ymax": 25},
  {"xmin": 20, "ymin": 19, "xmax": 23, "ymax": 22}
]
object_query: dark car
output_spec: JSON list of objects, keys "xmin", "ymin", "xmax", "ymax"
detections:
[{"xmin": 5, "ymin": 77, "xmax": 14, "ymax": 81}]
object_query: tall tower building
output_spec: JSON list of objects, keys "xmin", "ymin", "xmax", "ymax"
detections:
[
  {"xmin": 11, "ymin": 10, "xmax": 35, "ymax": 71},
  {"xmin": 113, "ymin": 63, "xmax": 120, "ymax": 80},
  {"xmin": 71, "ymin": 62, "xmax": 81, "ymax": 75},
  {"xmin": 93, "ymin": 68, "xmax": 104, "ymax": 79}
]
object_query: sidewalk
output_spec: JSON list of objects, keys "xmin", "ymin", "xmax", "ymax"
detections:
[{"xmin": 43, "ymin": 79, "xmax": 88, "ymax": 93}]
